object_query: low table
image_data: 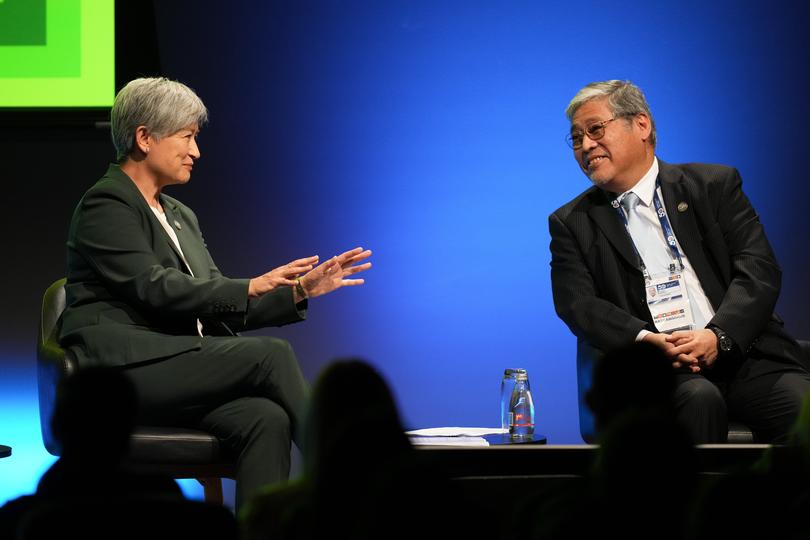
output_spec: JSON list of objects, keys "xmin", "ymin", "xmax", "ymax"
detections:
[
  {"xmin": 409, "ymin": 443, "xmax": 773, "ymax": 528},
  {"xmin": 416, "ymin": 443, "xmax": 772, "ymax": 477}
]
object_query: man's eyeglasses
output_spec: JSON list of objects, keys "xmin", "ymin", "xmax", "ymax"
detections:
[{"xmin": 566, "ymin": 117, "xmax": 617, "ymax": 150}]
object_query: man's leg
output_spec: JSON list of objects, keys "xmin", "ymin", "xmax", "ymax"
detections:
[
  {"xmin": 674, "ymin": 374, "xmax": 727, "ymax": 443},
  {"xmin": 725, "ymin": 359, "xmax": 810, "ymax": 443}
]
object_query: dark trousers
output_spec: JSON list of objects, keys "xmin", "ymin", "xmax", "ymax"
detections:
[
  {"xmin": 674, "ymin": 357, "xmax": 810, "ymax": 444},
  {"xmin": 122, "ymin": 335, "xmax": 310, "ymax": 509}
]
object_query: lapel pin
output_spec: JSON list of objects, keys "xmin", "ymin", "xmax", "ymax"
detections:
[
  {"xmin": 677, "ymin": 202, "xmax": 688, "ymax": 212},
  {"xmin": 174, "ymin": 220, "xmax": 182, "ymax": 230}
]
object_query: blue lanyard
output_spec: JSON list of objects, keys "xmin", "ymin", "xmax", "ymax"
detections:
[{"xmin": 612, "ymin": 179, "xmax": 684, "ymax": 274}]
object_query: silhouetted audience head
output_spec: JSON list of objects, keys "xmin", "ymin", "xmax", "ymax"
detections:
[
  {"xmin": 50, "ymin": 367, "xmax": 138, "ymax": 463},
  {"xmin": 242, "ymin": 359, "xmax": 465, "ymax": 540},
  {"xmin": 582, "ymin": 343, "xmax": 692, "ymax": 540},
  {"xmin": 303, "ymin": 358, "xmax": 410, "ymax": 487},
  {"xmin": 5, "ymin": 368, "xmax": 219, "ymax": 539},
  {"xmin": 37, "ymin": 366, "xmax": 173, "ymax": 501},
  {"xmin": 586, "ymin": 341, "xmax": 676, "ymax": 435},
  {"xmin": 595, "ymin": 410, "xmax": 697, "ymax": 485},
  {"xmin": 592, "ymin": 410, "xmax": 698, "ymax": 540}
]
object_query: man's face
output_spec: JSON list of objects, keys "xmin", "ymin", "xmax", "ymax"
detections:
[
  {"xmin": 570, "ymin": 98, "xmax": 651, "ymax": 192},
  {"xmin": 145, "ymin": 123, "xmax": 200, "ymax": 186}
]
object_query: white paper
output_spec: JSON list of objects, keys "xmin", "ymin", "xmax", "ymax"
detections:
[
  {"xmin": 405, "ymin": 427, "xmax": 507, "ymax": 437},
  {"xmin": 407, "ymin": 436, "xmax": 490, "ymax": 447}
]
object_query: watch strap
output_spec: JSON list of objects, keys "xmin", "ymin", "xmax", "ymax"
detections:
[{"xmin": 708, "ymin": 325, "xmax": 733, "ymax": 353}]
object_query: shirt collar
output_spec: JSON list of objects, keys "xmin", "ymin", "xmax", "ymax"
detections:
[{"xmin": 620, "ymin": 157, "xmax": 659, "ymax": 207}]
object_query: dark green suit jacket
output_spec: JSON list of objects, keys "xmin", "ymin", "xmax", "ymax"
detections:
[{"xmin": 60, "ymin": 164, "xmax": 306, "ymax": 367}]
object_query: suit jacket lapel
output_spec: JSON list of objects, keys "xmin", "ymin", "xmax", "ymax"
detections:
[
  {"xmin": 161, "ymin": 199, "xmax": 209, "ymax": 278},
  {"xmin": 108, "ymin": 164, "xmax": 209, "ymax": 279},
  {"xmin": 107, "ymin": 166, "xmax": 192, "ymax": 275},
  {"xmin": 658, "ymin": 162, "xmax": 703, "ymax": 257},
  {"xmin": 587, "ymin": 189, "xmax": 639, "ymax": 269},
  {"xmin": 657, "ymin": 161, "xmax": 723, "ymax": 305}
]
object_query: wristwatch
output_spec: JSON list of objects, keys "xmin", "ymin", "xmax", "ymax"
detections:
[{"xmin": 708, "ymin": 326, "xmax": 733, "ymax": 354}]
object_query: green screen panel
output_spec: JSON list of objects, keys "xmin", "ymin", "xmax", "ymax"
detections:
[
  {"xmin": 0, "ymin": 0, "xmax": 47, "ymax": 46},
  {"xmin": 0, "ymin": 0, "xmax": 80, "ymax": 78},
  {"xmin": 0, "ymin": 0, "xmax": 115, "ymax": 107}
]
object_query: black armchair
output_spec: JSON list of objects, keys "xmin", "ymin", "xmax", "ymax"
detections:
[{"xmin": 37, "ymin": 279, "xmax": 235, "ymax": 504}]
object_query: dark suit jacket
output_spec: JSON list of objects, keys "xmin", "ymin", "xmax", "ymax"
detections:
[
  {"xmin": 60, "ymin": 164, "xmax": 306, "ymax": 367},
  {"xmin": 549, "ymin": 160, "xmax": 805, "ymax": 379}
]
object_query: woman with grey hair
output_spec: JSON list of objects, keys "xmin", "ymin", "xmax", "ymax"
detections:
[{"xmin": 59, "ymin": 77, "xmax": 372, "ymax": 509}]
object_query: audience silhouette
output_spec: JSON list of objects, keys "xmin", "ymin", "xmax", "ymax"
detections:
[
  {"xmin": 240, "ymin": 358, "xmax": 473, "ymax": 540},
  {"xmin": 589, "ymin": 341, "xmax": 697, "ymax": 540},
  {"xmin": 1, "ymin": 367, "xmax": 236, "ymax": 539},
  {"xmin": 590, "ymin": 410, "xmax": 698, "ymax": 540},
  {"xmin": 37, "ymin": 367, "xmax": 181, "ymax": 499},
  {"xmin": 518, "ymin": 342, "xmax": 696, "ymax": 539},
  {"xmin": 687, "ymin": 389, "xmax": 810, "ymax": 540},
  {"xmin": 586, "ymin": 341, "xmax": 678, "ymax": 434},
  {"xmin": 4, "ymin": 348, "xmax": 810, "ymax": 539}
]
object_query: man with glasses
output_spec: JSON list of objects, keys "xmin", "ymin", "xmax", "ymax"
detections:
[{"xmin": 549, "ymin": 80, "xmax": 810, "ymax": 443}]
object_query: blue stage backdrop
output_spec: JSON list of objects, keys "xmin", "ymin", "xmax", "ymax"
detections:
[{"xmin": 3, "ymin": 0, "xmax": 809, "ymax": 507}]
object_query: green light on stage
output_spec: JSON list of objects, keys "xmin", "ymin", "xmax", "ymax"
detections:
[{"xmin": 0, "ymin": 0, "xmax": 115, "ymax": 108}]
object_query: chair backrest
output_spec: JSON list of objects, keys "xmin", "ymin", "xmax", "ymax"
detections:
[
  {"xmin": 37, "ymin": 278, "xmax": 76, "ymax": 456},
  {"xmin": 575, "ymin": 341, "xmax": 601, "ymax": 443}
]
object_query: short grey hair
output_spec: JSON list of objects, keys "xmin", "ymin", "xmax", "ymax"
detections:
[
  {"xmin": 111, "ymin": 77, "xmax": 208, "ymax": 161},
  {"xmin": 566, "ymin": 80, "xmax": 656, "ymax": 147}
]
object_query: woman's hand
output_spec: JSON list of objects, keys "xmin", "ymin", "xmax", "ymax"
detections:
[
  {"xmin": 298, "ymin": 247, "xmax": 372, "ymax": 299},
  {"xmin": 249, "ymin": 256, "xmax": 319, "ymax": 298}
]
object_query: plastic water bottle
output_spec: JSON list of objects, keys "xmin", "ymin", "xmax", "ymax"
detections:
[
  {"xmin": 500, "ymin": 368, "xmax": 525, "ymax": 431},
  {"xmin": 509, "ymin": 371, "xmax": 535, "ymax": 440}
]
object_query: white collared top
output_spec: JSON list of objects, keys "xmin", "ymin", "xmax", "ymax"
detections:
[{"xmin": 150, "ymin": 206, "xmax": 204, "ymax": 337}]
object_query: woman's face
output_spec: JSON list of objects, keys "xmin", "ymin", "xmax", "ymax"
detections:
[{"xmin": 145, "ymin": 123, "xmax": 200, "ymax": 186}]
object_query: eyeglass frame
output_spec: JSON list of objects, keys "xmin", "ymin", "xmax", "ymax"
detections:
[{"xmin": 565, "ymin": 116, "xmax": 623, "ymax": 150}]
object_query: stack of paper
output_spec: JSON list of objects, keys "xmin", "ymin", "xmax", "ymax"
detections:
[{"xmin": 405, "ymin": 427, "xmax": 507, "ymax": 447}]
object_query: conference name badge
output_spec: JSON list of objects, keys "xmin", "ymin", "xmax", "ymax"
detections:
[{"xmin": 646, "ymin": 271, "xmax": 694, "ymax": 334}]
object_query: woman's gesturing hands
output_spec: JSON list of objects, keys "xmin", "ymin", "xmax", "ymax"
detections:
[
  {"xmin": 297, "ymin": 247, "xmax": 372, "ymax": 300},
  {"xmin": 248, "ymin": 247, "xmax": 372, "ymax": 301}
]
